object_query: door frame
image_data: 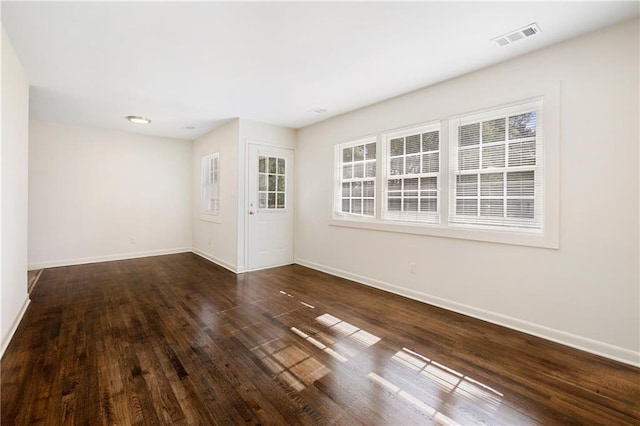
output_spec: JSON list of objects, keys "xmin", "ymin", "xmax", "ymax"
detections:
[{"xmin": 243, "ymin": 139, "xmax": 295, "ymax": 272}]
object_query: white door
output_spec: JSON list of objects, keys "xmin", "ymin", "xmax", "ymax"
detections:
[{"xmin": 247, "ymin": 144, "xmax": 294, "ymax": 270}]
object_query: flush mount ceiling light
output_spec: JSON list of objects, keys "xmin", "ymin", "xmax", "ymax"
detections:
[
  {"xmin": 126, "ymin": 115, "xmax": 151, "ymax": 124},
  {"xmin": 492, "ymin": 23, "xmax": 541, "ymax": 47}
]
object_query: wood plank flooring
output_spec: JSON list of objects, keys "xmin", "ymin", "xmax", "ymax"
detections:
[{"xmin": 2, "ymin": 253, "xmax": 639, "ymax": 425}]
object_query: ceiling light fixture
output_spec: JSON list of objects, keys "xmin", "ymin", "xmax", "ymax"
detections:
[{"xmin": 126, "ymin": 115, "xmax": 151, "ymax": 124}]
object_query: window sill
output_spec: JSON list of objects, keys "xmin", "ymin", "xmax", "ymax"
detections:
[
  {"xmin": 329, "ymin": 216, "xmax": 558, "ymax": 249},
  {"xmin": 200, "ymin": 213, "xmax": 221, "ymax": 223}
]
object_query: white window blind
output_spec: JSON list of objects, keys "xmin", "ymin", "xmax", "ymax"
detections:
[
  {"xmin": 201, "ymin": 153, "xmax": 220, "ymax": 215},
  {"xmin": 449, "ymin": 99, "xmax": 543, "ymax": 230},
  {"xmin": 332, "ymin": 97, "xmax": 552, "ymax": 246},
  {"xmin": 336, "ymin": 138, "xmax": 377, "ymax": 217},
  {"xmin": 382, "ymin": 124, "xmax": 440, "ymax": 224}
]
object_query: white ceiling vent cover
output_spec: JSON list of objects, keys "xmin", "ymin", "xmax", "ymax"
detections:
[{"xmin": 492, "ymin": 23, "xmax": 541, "ymax": 47}]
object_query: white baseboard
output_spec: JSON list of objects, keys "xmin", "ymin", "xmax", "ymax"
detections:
[
  {"xmin": 1, "ymin": 296, "xmax": 30, "ymax": 358},
  {"xmin": 191, "ymin": 249, "xmax": 239, "ymax": 274},
  {"xmin": 245, "ymin": 261, "xmax": 294, "ymax": 273},
  {"xmin": 27, "ymin": 247, "xmax": 192, "ymax": 270},
  {"xmin": 295, "ymin": 257, "xmax": 640, "ymax": 368}
]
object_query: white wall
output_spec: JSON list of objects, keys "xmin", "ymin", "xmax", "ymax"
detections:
[
  {"xmin": 192, "ymin": 119, "xmax": 240, "ymax": 271},
  {"xmin": 191, "ymin": 118, "xmax": 296, "ymax": 272},
  {"xmin": 1, "ymin": 27, "xmax": 30, "ymax": 355},
  {"xmin": 237, "ymin": 118, "xmax": 297, "ymax": 272},
  {"xmin": 296, "ymin": 19, "xmax": 640, "ymax": 365},
  {"xmin": 28, "ymin": 120, "xmax": 192, "ymax": 268}
]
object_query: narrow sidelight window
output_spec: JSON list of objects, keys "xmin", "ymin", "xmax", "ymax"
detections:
[{"xmin": 201, "ymin": 153, "xmax": 220, "ymax": 215}]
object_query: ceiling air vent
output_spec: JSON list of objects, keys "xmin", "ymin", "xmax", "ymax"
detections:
[{"xmin": 492, "ymin": 23, "xmax": 541, "ymax": 47}]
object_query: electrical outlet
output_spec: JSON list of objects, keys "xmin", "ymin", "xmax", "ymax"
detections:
[{"xmin": 410, "ymin": 262, "xmax": 416, "ymax": 274}]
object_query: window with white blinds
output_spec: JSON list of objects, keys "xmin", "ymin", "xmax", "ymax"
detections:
[
  {"xmin": 449, "ymin": 99, "xmax": 543, "ymax": 230},
  {"xmin": 337, "ymin": 138, "xmax": 377, "ymax": 217},
  {"xmin": 383, "ymin": 124, "xmax": 440, "ymax": 223},
  {"xmin": 201, "ymin": 153, "xmax": 220, "ymax": 215},
  {"xmin": 332, "ymin": 97, "xmax": 551, "ymax": 245}
]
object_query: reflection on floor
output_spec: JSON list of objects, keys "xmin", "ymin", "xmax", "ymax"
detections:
[
  {"xmin": 2, "ymin": 253, "xmax": 639, "ymax": 425},
  {"xmin": 242, "ymin": 290, "xmax": 518, "ymax": 425}
]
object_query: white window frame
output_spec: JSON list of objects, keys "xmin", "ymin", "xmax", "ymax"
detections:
[
  {"xmin": 449, "ymin": 99, "xmax": 543, "ymax": 231},
  {"xmin": 200, "ymin": 153, "xmax": 220, "ymax": 221},
  {"xmin": 257, "ymin": 154, "xmax": 288, "ymax": 211},
  {"xmin": 334, "ymin": 136, "xmax": 377, "ymax": 218},
  {"xmin": 381, "ymin": 123, "xmax": 441, "ymax": 224},
  {"xmin": 330, "ymin": 89, "xmax": 559, "ymax": 249}
]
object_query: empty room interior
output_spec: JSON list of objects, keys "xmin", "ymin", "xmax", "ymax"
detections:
[{"xmin": 2, "ymin": 2, "xmax": 640, "ymax": 424}]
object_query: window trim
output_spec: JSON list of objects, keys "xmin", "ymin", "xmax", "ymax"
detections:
[
  {"xmin": 334, "ymin": 136, "xmax": 378, "ymax": 219},
  {"xmin": 448, "ymin": 99, "xmax": 544, "ymax": 230},
  {"xmin": 257, "ymin": 154, "xmax": 288, "ymax": 211},
  {"xmin": 331, "ymin": 87, "xmax": 560, "ymax": 249},
  {"xmin": 381, "ymin": 122, "xmax": 441, "ymax": 224},
  {"xmin": 200, "ymin": 152, "xmax": 220, "ymax": 223}
]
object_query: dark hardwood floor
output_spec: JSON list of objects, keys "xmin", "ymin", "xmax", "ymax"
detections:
[{"xmin": 2, "ymin": 253, "xmax": 639, "ymax": 425}]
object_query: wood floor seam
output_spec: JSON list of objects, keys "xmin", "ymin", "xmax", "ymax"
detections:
[{"xmin": 2, "ymin": 253, "xmax": 639, "ymax": 425}]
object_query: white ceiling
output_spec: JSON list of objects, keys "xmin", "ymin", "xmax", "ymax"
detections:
[{"xmin": 2, "ymin": 1, "xmax": 638, "ymax": 140}]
